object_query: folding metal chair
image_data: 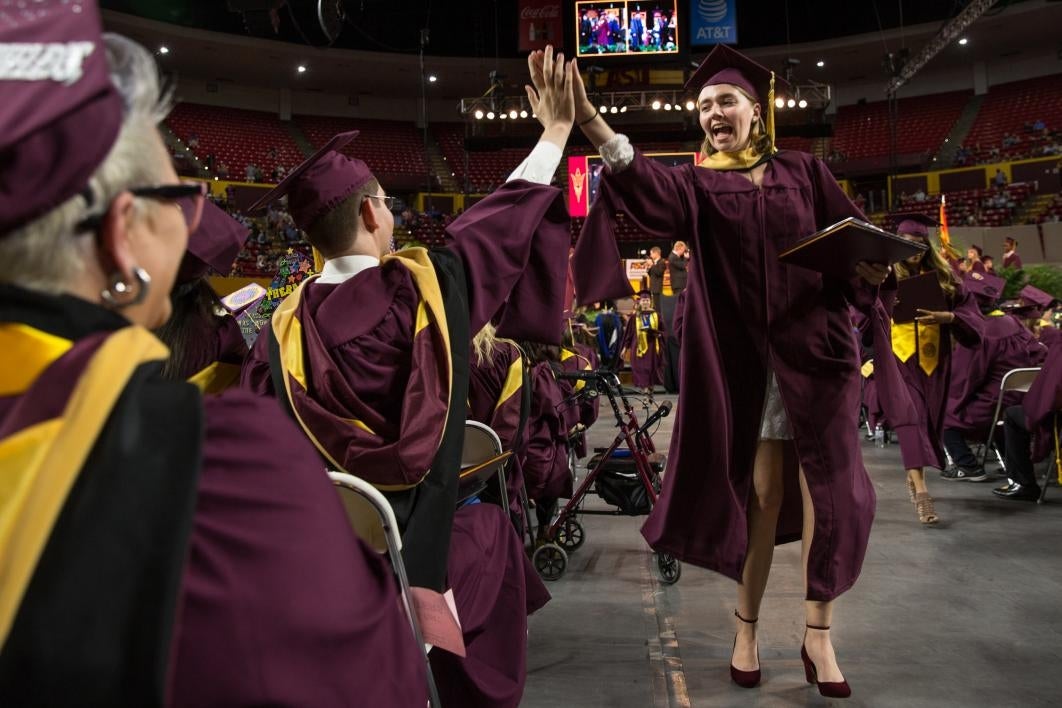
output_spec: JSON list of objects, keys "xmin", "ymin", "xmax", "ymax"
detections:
[
  {"xmin": 978, "ymin": 367, "xmax": 1042, "ymax": 469},
  {"xmin": 460, "ymin": 421, "xmax": 512, "ymax": 517},
  {"xmin": 327, "ymin": 471, "xmax": 441, "ymax": 708}
]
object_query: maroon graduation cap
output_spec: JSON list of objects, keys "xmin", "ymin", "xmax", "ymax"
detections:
[
  {"xmin": 0, "ymin": 0, "xmax": 124, "ymax": 234},
  {"xmin": 247, "ymin": 131, "xmax": 374, "ymax": 232},
  {"xmin": 963, "ymin": 270, "xmax": 1005, "ymax": 302},
  {"xmin": 684, "ymin": 45, "xmax": 790, "ymax": 149},
  {"xmin": 177, "ymin": 201, "xmax": 250, "ymax": 282},
  {"xmin": 1020, "ymin": 284, "xmax": 1058, "ymax": 309},
  {"xmin": 893, "ymin": 213, "xmax": 939, "ymax": 239}
]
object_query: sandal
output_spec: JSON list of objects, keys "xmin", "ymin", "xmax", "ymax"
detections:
[
  {"xmin": 905, "ymin": 477, "xmax": 916, "ymax": 503},
  {"xmin": 914, "ymin": 491, "xmax": 939, "ymax": 525}
]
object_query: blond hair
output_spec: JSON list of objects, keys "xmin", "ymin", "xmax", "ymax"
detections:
[
  {"xmin": 894, "ymin": 236, "xmax": 959, "ymax": 299},
  {"xmin": 471, "ymin": 322, "xmax": 498, "ymax": 366}
]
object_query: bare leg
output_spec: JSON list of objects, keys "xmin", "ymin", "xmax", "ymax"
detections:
[
  {"xmin": 907, "ymin": 467, "xmax": 927, "ymax": 494},
  {"xmin": 800, "ymin": 468, "xmax": 844, "ymax": 683},
  {"xmin": 733, "ymin": 440, "xmax": 785, "ymax": 672}
]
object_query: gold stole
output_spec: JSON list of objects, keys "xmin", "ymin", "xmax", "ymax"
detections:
[
  {"xmin": 891, "ymin": 321, "xmax": 941, "ymax": 376},
  {"xmin": 636, "ymin": 311, "xmax": 660, "ymax": 357},
  {"xmin": 0, "ymin": 324, "xmax": 169, "ymax": 645},
  {"xmin": 187, "ymin": 361, "xmax": 241, "ymax": 394},
  {"xmin": 697, "ymin": 146, "xmax": 775, "ymax": 172}
]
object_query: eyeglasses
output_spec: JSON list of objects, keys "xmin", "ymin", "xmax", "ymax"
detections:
[
  {"xmin": 364, "ymin": 193, "xmax": 396, "ymax": 210},
  {"xmin": 76, "ymin": 180, "xmax": 208, "ymax": 234},
  {"xmin": 131, "ymin": 181, "xmax": 209, "ymax": 235}
]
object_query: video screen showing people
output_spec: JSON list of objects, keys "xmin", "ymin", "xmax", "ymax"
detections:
[{"xmin": 575, "ymin": 1, "xmax": 679, "ymax": 57}]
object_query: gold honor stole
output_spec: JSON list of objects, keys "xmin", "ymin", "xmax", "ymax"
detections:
[
  {"xmin": 0, "ymin": 324, "xmax": 169, "ymax": 645},
  {"xmin": 494, "ymin": 341, "xmax": 524, "ymax": 413},
  {"xmin": 891, "ymin": 321, "xmax": 941, "ymax": 376},
  {"xmin": 559, "ymin": 347, "xmax": 593, "ymax": 392},
  {"xmin": 187, "ymin": 361, "xmax": 241, "ymax": 395},
  {"xmin": 697, "ymin": 146, "xmax": 776, "ymax": 172},
  {"xmin": 636, "ymin": 311, "xmax": 661, "ymax": 357},
  {"xmin": 271, "ymin": 247, "xmax": 452, "ymax": 491}
]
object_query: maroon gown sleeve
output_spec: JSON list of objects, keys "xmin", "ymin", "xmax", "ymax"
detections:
[
  {"xmin": 1023, "ymin": 341, "xmax": 1062, "ymax": 461},
  {"xmin": 444, "ymin": 180, "xmax": 571, "ymax": 343},
  {"xmin": 573, "ymin": 150, "xmax": 695, "ymax": 305},
  {"xmin": 238, "ymin": 321, "xmax": 276, "ymax": 397},
  {"xmin": 949, "ymin": 286, "xmax": 985, "ymax": 349},
  {"xmin": 169, "ymin": 390, "xmax": 426, "ymax": 707}
]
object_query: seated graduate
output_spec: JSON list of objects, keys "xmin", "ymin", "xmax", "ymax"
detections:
[
  {"xmin": 622, "ymin": 289, "xmax": 665, "ymax": 395},
  {"xmin": 240, "ymin": 45, "xmax": 575, "ymax": 708},
  {"xmin": 941, "ymin": 272, "xmax": 1047, "ymax": 481},
  {"xmin": 558, "ymin": 331, "xmax": 600, "ymax": 459},
  {"xmin": 468, "ymin": 323, "xmax": 531, "ymax": 522},
  {"xmin": 155, "ymin": 201, "xmax": 250, "ymax": 392},
  {"xmin": 520, "ymin": 342, "xmax": 577, "ymax": 540},
  {"xmin": 0, "ymin": 10, "xmax": 424, "ymax": 706}
]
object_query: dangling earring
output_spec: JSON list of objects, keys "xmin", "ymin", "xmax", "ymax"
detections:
[{"xmin": 100, "ymin": 266, "xmax": 151, "ymax": 308}]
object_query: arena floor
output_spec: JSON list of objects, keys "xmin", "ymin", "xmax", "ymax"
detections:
[{"xmin": 522, "ymin": 393, "xmax": 1062, "ymax": 708}]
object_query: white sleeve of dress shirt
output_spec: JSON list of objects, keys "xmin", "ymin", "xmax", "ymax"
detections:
[{"xmin": 506, "ymin": 140, "xmax": 563, "ymax": 185}]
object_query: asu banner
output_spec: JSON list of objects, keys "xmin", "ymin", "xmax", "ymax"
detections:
[
  {"xmin": 568, "ymin": 155, "xmax": 590, "ymax": 218},
  {"xmin": 518, "ymin": 0, "xmax": 563, "ymax": 52},
  {"xmin": 689, "ymin": 0, "xmax": 738, "ymax": 46}
]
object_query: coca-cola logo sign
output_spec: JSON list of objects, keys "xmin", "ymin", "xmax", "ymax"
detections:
[{"xmin": 520, "ymin": 4, "xmax": 560, "ymax": 20}]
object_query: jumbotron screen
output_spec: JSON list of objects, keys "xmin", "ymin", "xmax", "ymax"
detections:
[{"xmin": 575, "ymin": 1, "xmax": 680, "ymax": 58}]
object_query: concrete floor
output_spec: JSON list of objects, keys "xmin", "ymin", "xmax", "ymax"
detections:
[{"xmin": 523, "ymin": 393, "xmax": 1062, "ymax": 707}]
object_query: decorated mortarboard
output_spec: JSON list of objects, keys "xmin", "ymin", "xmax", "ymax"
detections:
[
  {"xmin": 1019, "ymin": 284, "xmax": 1058, "ymax": 309},
  {"xmin": 685, "ymin": 44, "xmax": 791, "ymax": 148},
  {"xmin": 892, "ymin": 213, "xmax": 939, "ymax": 239},
  {"xmin": 247, "ymin": 131, "xmax": 372, "ymax": 232},
  {"xmin": 1006, "ymin": 303, "xmax": 1043, "ymax": 320},
  {"xmin": 963, "ymin": 271, "xmax": 1005, "ymax": 301},
  {"xmin": 253, "ymin": 247, "xmax": 317, "ymax": 322},
  {"xmin": 220, "ymin": 282, "xmax": 267, "ymax": 315},
  {"xmin": 177, "ymin": 201, "xmax": 250, "ymax": 282},
  {"xmin": 0, "ymin": 0, "xmax": 124, "ymax": 234}
]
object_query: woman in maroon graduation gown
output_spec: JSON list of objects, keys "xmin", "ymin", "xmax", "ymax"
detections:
[
  {"xmin": 621, "ymin": 289, "xmax": 666, "ymax": 394},
  {"xmin": 0, "ymin": 13, "xmax": 424, "ymax": 706},
  {"xmin": 887, "ymin": 215, "xmax": 983, "ymax": 523},
  {"xmin": 567, "ymin": 44, "xmax": 893, "ymax": 697}
]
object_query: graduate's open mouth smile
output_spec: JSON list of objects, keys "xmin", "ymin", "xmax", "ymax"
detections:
[{"xmin": 711, "ymin": 124, "xmax": 734, "ymax": 138}]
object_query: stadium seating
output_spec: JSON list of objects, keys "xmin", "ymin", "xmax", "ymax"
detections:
[
  {"xmin": 831, "ymin": 90, "xmax": 970, "ymax": 160},
  {"xmin": 960, "ymin": 73, "xmax": 1062, "ymax": 164},
  {"xmin": 294, "ymin": 115, "xmax": 428, "ymax": 176},
  {"xmin": 890, "ymin": 182, "xmax": 1034, "ymax": 228},
  {"xmin": 166, "ymin": 103, "xmax": 303, "ymax": 181}
]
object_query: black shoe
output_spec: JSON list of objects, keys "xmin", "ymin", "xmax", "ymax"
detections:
[
  {"xmin": 994, "ymin": 481, "xmax": 1020, "ymax": 494},
  {"xmin": 992, "ymin": 483, "xmax": 1040, "ymax": 501},
  {"xmin": 941, "ymin": 465, "xmax": 987, "ymax": 482}
]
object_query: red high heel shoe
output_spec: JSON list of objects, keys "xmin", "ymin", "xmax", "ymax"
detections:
[
  {"xmin": 800, "ymin": 624, "xmax": 851, "ymax": 699},
  {"xmin": 729, "ymin": 611, "xmax": 760, "ymax": 688}
]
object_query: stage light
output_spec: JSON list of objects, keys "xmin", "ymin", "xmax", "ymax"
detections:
[
  {"xmin": 816, "ymin": 60, "xmax": 824, "ymax": 67},
  {"xmin": 787, "ymin": 98, "xmax": 796, "ymax": 108},
  {"xmin": 619, "ymin": 105, "xmax": 627, "ymax": 113},
  {"xmin": 600, "ymin": 104, "xmax": 609, "ymax": 114},
  {"xmin": 159, "ymin": 45, "xmax": 170, "ymax": 55},
  {"xmin": 214, "ymin": 176, "xmax": 218, "ymax": 181},
  {"xmin": 486, "ymin": 111, "xmax": 495, "ymax": 119},
  {"xmin": 651, "ymin": 99, "xmax": 662, "ymax": 110},
  {"xmin": 428, "ymin": 74, "xmax": 438, "ymax": 83},
  {"xmin": 775, "ymin": 97, "xmax": 785, "ymax": 109},
  {"xmin": 958, "ymin": 37, "xmax": 968, "ymax": 46},
  {"xmin": 509, "ymin": 109, "xmax": 518, "ymax": 119},
  {"xmin": 664, "ymin": 102, "xmax": 672, "ymax": 111},
  {"xmin": 685, "ymin": 100, "xmax": 695, "ymax": 111},
  {"xmin": 520, "ymin": 109, "xmax": 528, "ymax": 118},
  {"xmin": 798, "ymin": 99, "xmax": 808, "ymax": 108},
  {"xmin": 608, "ymin": 106, "xmax": 616, "ymax": 114},
  {"xmin": 499, "ymin": 111, "xmax": 507, "ymax": 119},
  {"xmin": 297, "ymin": 64, "xmax": 307, "ymax": 74},
  {"xmin": 474, "ymin": 109, "xmax": 484, "ymax": 120}
]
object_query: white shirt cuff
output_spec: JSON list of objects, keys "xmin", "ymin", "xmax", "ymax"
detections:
[{"xmin": 506, "ymin": 140, "xmax": 563, "ymax": 185}]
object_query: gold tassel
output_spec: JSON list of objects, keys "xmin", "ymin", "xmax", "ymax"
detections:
[
  {"xmin": 312, "ymin": 247, "xmax": 325, "ymax": 274},
  {"xmin": 766, "ymin": 71, "xmax": 777, "ymax": 152}
]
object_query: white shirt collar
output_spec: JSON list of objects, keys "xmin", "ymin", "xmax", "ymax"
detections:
[{"xmin": 317, "ymin": 254, "xmax": 381, "ymax": 284}]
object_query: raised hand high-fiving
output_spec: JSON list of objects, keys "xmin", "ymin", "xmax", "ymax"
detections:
[{"xmin": 525, "ymin": 45, "xmax": 574, "ymax": 133}]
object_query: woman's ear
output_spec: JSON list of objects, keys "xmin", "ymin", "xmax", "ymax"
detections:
[{"xmin": 96, "ymin": 191, "xmax": 139, "ymax": 279}]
